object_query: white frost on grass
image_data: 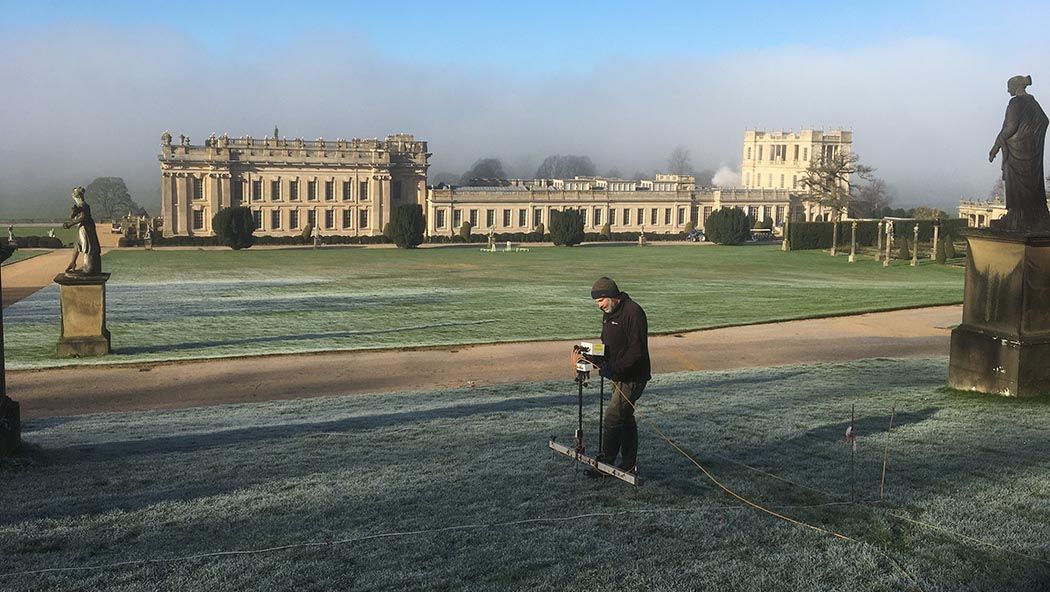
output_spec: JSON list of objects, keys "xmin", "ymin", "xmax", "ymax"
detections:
[{"xmin": 2, "ymin": 358, "xmax": 1047, "ymax": 590}]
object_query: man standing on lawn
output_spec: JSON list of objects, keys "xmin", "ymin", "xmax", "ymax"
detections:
[{"xmin": 585, "ymin": 276, "xmax": 651, "ymax": 474}]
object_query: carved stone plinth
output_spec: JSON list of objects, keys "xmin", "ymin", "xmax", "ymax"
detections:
[
  {"xmin": 54, "ymin": 272, "xmax": 111, "ymax": 357},
  {"xmin": 948, "ymin": 231, "xmax": 1050, "ymax": 396},
  {"xmin": 0, "ymin": 396, "xmax": 20, "ymax": 455}
]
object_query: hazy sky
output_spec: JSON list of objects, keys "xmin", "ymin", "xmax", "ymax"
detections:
[{"xmin": 2, "ymin": 0, "xmax": 1050, "ymax": 217}]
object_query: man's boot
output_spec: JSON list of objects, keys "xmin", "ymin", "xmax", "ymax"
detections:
[{"xmin": 618, "ymin": 419, "xmax": 638, "ymax": 472}]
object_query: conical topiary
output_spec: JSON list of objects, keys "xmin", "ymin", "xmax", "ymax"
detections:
[
  {"xmin": 899, "ymin": 238, "xmax": 911, "ymax": 260},
  {"xmin": 944, "ymin": 235, "xmax": 957, "ymax": 258},
  {"xmin": 935, "ymin": 236, "xmax": 946, "ymax": 264}
]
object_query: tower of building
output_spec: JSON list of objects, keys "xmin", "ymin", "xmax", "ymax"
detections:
[{"xmin": 741, "ymin": 129, "xmax": 852, "ymax": 192}]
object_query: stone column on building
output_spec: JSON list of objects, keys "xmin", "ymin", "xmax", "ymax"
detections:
[
  {"xmin": 207, "ymin": 174, "xmax": 221, "ymax": 235},
  {"xmin": 161, "ymin": 172, "xmax": 173, "ymax": 236},
  {"xmin": 220, "ymin": 173, "xmax": 232, "ymax": 210},
  {"xmin": 178, "ymin": 174, "xmax": 193, "ymax": 236},
  {"xmin": 931, "ymin": 223, "xmax": 940, "ymax": 260}
]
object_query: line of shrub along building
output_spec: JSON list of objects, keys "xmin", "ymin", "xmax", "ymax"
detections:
[{"xmin": 158, "ymin": 128, "xmax": 850, "ymax": 239}]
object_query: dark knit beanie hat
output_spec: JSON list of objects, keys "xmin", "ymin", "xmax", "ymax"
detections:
[{"xmin": 591, "ymin": 277, "xmax": 621, "ymax": 299}]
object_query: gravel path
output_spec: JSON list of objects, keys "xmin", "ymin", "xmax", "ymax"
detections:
[{"xmin": 7, "ymin": 305, "xmax": 960, "ymax": 419}]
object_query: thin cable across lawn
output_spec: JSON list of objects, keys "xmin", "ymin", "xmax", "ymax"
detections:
[{"xmin": 0, "ymin": 503, "xmax": 847, "ymax": 578}]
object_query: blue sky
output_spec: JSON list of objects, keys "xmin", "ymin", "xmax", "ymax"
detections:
[{"xmin": 2, "ymin": 1, "xmax": 1050, "ymax": 214}]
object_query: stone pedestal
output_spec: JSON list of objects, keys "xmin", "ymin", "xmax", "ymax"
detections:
[
  {"xmin": 54, "ymin": 272, "xmax": 111, "ymax": 357},
  {"xmin": 948, "ymin": 230, "xmax": 1050, "ymax": 397},
  {"xmin": 0, "ymin": 396, "xmax": 19, "ymax": 454}
]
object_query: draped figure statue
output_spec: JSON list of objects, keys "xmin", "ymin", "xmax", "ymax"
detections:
[
  {"xmin": 63, "ymin": 186, "xmax": 102, "ymax": 275},
  {"xmin": 989, "ymin": 75, "xmax": 1050, "ymax": 232}
]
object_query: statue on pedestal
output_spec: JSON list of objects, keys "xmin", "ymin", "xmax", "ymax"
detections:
[
  {"xmin": 62, "ymin": 186, "xmax": 102, "ymax": 275},
  {"xmin": 988, "ymin": 75, "xmax": 1050, "ymax": 232}
]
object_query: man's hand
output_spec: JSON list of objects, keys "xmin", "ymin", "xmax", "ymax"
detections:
[{"xmin": 571, "ymin": 348, "xmax": 583, "ymax": 370}]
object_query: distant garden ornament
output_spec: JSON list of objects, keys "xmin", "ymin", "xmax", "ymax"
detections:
[
  {"xmin": 63, "ymin": 186, "xmax": 102, "ymax": 275},
  {"xmin": 988, "ymin": 75, "xmax": 1050, "ymax": 232}
]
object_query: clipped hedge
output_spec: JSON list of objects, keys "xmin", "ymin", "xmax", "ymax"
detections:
[
  {"xmin": 12, "ymin": 236, "xmax": 65, "ymax": 249},
  {"xmin": 787, "ymin": 219, "xmax": 969, "ymax": 250}
]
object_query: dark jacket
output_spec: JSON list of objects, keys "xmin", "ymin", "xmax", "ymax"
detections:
[{"xmin": 600, "ymin": 293, "xmax": 651, "ymax": 382}]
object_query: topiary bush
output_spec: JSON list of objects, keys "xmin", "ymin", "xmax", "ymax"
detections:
[
  {"xmin": 548, "ymin": 209, "xmax": 585, "ymax": 246},
  {"xmin": 301, "ymin": 223, "xmax": 313, "ymax": 241},
  {"xmin": 458, "ymin": 221, "xmax": 473, "ymax": 240},
  {"xmin": 944, "ymin": 235, "xmax": 957, "ymax": 258},
  {"xmin": 599, "ymin": 222, "xmax": 611, "ymax": 240},
  {"xmin": 387, "ymin": 204, "xmax": 426, "ymax": 248},
  {"xmin": 899, "ymin": 238, "xmax": 911, "ymax": 260},
  {"xmin": 211, "ymin": 206, "xmax": 257, "ymax": 250},
  {"xmin": 530, "ymin": 222, "xmax": 545, "ymax": 241},
  {"xmin": 683, "ymin": 221, "xmax": 695, "ymax": 236},
  {"xmin": 705, "ymin": 207, "xmax": 751, "ymax": 245},
  {"xmin": 935, "ymin": 236, "xmax": 946, "ymax": 264}
]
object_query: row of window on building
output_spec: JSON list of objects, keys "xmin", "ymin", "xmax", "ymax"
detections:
[
  {"xmin": 433, "ymin": 206, "xmax": 692, "ymax": 230},
  {"xmin": 191, "ymin": 177, "xmax": 374, "ymax": 203},
  {"xmin": 745, "ymin": 144, "xmax": 840, "ymax": 162},
  {"xmin": 192, "ymin": 208, "xmax": 370, "ymax": 232},
  {"xmin": 744, "ymin": 172, "xmax": 799, "ymax": 189}
]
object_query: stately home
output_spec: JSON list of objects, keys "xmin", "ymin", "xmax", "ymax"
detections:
[
  {"xmin": 741, "ymin": 129, "xmax": 852, "ymax": 192},
  {"xmin": 426, "ymin": 175, "xmax": 801, "ymax": 237},
  {"xmin": 158, "ymin": 130, "xmax": 429, "ymax": 237},
  {"xmin": 159, "ymin": 128, "xmax": 842, "ymax": 238}
]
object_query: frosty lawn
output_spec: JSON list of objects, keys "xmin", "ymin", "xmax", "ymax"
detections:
[
  {"xmin": 3, "ymin": 245, "xmax": 963, "ymax": 368},
  {"xmin": 2, "ymin": 358, "xmax": 1046, "ymax": 591}
]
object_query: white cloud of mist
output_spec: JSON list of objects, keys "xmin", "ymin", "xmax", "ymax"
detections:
[
  {"xmin": 711, "ymin": 165, "xmax": 741, "ymax": 188},
  {"xmin": 2, "ymin": 23, "xmax": 1048, "ymax": 217}
]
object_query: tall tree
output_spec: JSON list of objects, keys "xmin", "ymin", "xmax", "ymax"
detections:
[
  {"xmin": 798, "ymin": 152, "xmax": 874, "ymax": 222},
  {"xmin": 535, "ymin": 155, "xmax": 596, "ymax": 179},
  {"xmin": 84, "ymin": 177, "xmax": 145, "ymax": 220},
  {"xmin": 852, "ymin": 177, "xmax": 892, "ymax": 218},
  {"xmin": 428, "ymin": 171, "xmax": 460, "ymax": 187},
  {"xmin": 910, "ymin": 206, "xmax": 948, "ymax": 220},
  {"xmin": 667, "ymin": 146, "xmax": 693, "ymax": 175},
  {"xmin": 459, "ymin": 158, "xmax": 507, "ymax": 185}
]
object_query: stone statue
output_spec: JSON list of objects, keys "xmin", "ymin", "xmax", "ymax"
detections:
[
  {"xmin": 6, "ymin": 225, "xmax": 13, "ymax": 242},
  {"xmin": 989, "ymin": 75, "xmax": 1050, "ymax": 231},
  {"xmin": 161, "ymin": 131, "xmax": 172, "ymax": 146},
  {"xmin": 62, "ymin": 186, "xmax": 102, "ymax": 275}
]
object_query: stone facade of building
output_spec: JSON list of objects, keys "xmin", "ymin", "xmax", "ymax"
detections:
[
  {"xmin": 158, "ymin": 131, "xmax": 429, "ymax": 237},
  {"xmin": 426, "ymin": 175, "xmax": 803, "ymax": 237},
  {"xmin": 741, "ymin": 129, "xmax": 853, "ymax": 192},
  {"xmin": 158, "ymin": 128, "xmax": 846, "ymax": 238},
  {"xmin": 958, "ymin": 198, "xmax": 1007, "ymax": 228}
]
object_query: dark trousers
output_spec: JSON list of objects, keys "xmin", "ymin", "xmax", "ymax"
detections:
[{"xmin": 599, "ymin": 380, "xmax": 646, "ymax": 468}]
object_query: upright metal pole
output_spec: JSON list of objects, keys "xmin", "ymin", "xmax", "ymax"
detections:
[
  {"xmin": 575, "ymin": 376, "xmax": 584, "ymax": 452},
  {"xmin": 0, "ymin": 260, "xmax": 6, "ymax": 397},
  {"xmin": 880, "ymin": 404, "xmax": 897, "ymax": 500},
  {"xmin": 598, "ymin": 377, "xmax": 605, "ymax": 455},
  {"xmin": 850, "ymin": 403, "xmax": 856, "ymax": 503}
]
